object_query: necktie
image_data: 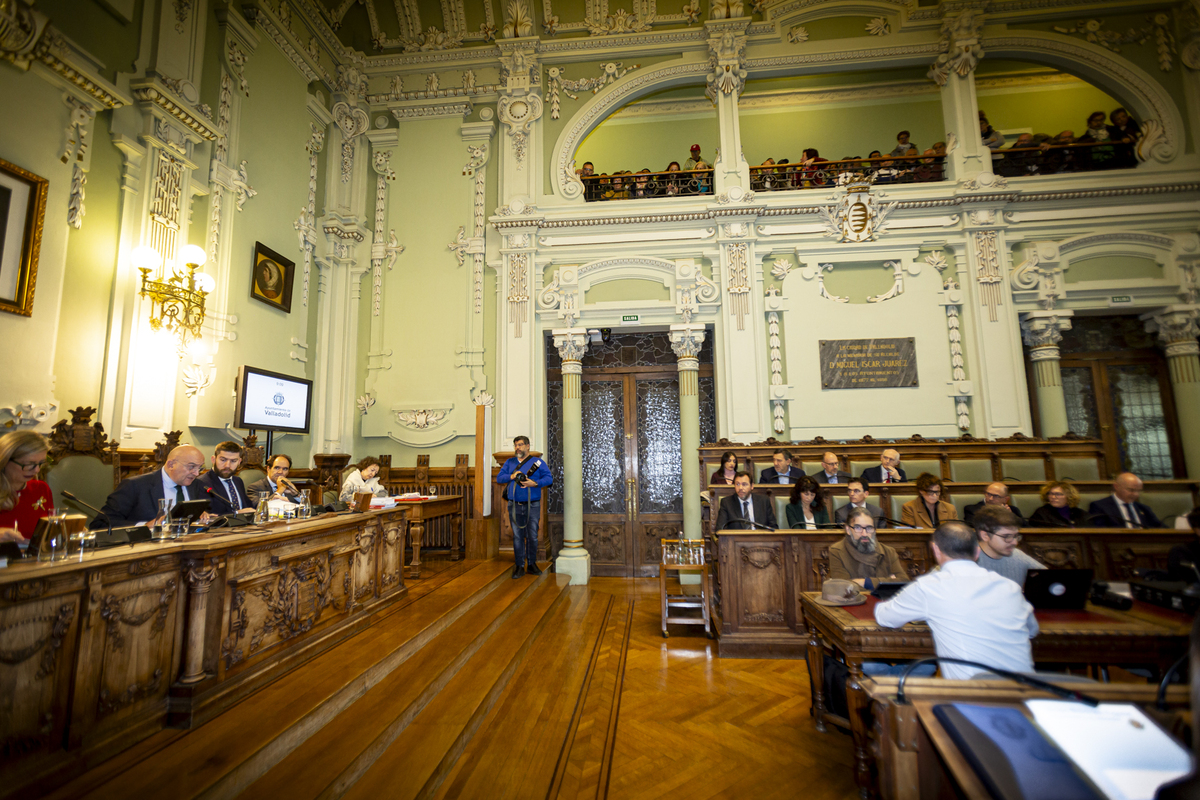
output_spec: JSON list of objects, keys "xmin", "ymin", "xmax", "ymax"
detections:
[
  {"xmin": 175, "ymin": 484, "xmax": 185, "ymax": 505},
  {"xmin": 1125, "ymin": 503, "xmax": 1139, "ymax": 528},
  {"xmin": 830, "ymin": 475, "xmax": 837, "ymax": 484},
  {"xmin": 224, "ymin": 479, "xmax": 236, "ymax": 505},
  {"xmin": 742, "ymin": 500, "xmax": 749, "ymax": 519}
]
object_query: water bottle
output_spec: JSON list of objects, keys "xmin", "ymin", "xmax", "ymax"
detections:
[
  {"xmin": 299, "ymin": 494, "xmax": 312, "ymax": 519},
  {"xmin": 255, "ymin": 497, "xmax": 269, "ymax": 524},
  {"xmin": 152, "ymin": 498, "xmax": 171, "ymax": 541}
]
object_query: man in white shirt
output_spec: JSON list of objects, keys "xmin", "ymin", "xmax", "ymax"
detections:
[{"xmin": 875, "ymin": 521, "xmax": 1039, "ymax": 680}]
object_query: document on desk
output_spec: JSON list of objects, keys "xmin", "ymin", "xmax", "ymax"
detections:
[{"xmin": 1025, "ymin": 700, "xmax": 1193, "ymax": 800}]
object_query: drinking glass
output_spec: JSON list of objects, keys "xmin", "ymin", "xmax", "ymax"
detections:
[
  {"xmin": 427, "ymin": 485, "xmax": 437, "ymax": 500},
  {"xmin": 166, "ymin": 520, "xmax": 189, "ymax": 540},
  {"xmin": 299, "ymin": 495, "xmax": 312, "ymax": 519}
]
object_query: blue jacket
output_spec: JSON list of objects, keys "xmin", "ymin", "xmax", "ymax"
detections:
[{"xmin": 496, "ymin": 455, "xmax": 553, "ymax": 503}]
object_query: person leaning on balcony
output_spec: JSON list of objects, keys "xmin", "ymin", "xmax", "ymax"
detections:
[
  {"xmin": 889, "ymin": 129, "xmax": 916, "ymax": 157},
  {"xmin": 980, "ymin": 116, "xmax": 1005, "ymax": 149},
  {"xmin": 900, "ymin": 473, "xmax": 958, "ymax": 529},
  {"xmin": 1109, "ymin": 107, "xmax": 1141, "ymax": 143},
  {"xmin": 684, "ymin": 144, "xmax": 705, "ymax": 170},
  {"xmin": 1026, "ymin": 480, "xmax": 1088, "ymax": 528},
  {"xmin": 663, "ymin": 161, "xmax": 682, "ymax": 196}
]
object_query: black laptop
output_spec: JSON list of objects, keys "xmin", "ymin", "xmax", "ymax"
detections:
[{"xmin": 1023, "ymin": 569, "xmax": 1094, "ymax": 610}]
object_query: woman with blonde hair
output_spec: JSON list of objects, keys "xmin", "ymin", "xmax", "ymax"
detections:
[
  {"xmin": 0, "ymin": 430, "xmax": 54, "ymax": 542},
  {"xmin": 1028, "ymin": 480, "xmax": 1088, "ymax": 527}
]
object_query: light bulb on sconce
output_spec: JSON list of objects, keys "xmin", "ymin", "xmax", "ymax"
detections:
[
  {"xmin": 180, "ymin": 244, "xmax": 208, "ymax": 268},
  {"xmin": 130, "ymin": 245, "xmax": 163, "ymax": 275},
  {"xmin": 194, "ymin": 272, "xmax": 215, "ymax": 294}
]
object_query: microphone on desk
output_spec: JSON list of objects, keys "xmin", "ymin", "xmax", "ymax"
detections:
[
  {"xmin": 204, "ymin": 487, "xmax": 238, "ymax": 512},
  {"xmin": 721, "ymin": 518, "xmax": 777, "ymax": 532}
]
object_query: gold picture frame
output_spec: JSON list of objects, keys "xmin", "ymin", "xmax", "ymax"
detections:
[{"xmin": 0, "ymin": 158, "xmax": 48, "ymax": 317}]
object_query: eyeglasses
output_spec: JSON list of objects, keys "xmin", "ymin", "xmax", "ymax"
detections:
[
  {"xmin": 923, "ymin": 488, "xmax": 942, "ymax": 495},
  {"xmin": 984, "ymin": 492, "xmax": 1007, "ymax": 500},
  {"xmin": 850, "ymin": 525, "xmax": 876, "ymax": 535},
  {"xmin": 14, "ymin": 459, "xmax": 46, "ymax": 472},
  {"xmin": 988, "ymin": 532, "xmax": 1022, "ymax": 543},
  {"xmin": 1046, "ymin": 491, "xmax": 1066, "ymax": 498}
]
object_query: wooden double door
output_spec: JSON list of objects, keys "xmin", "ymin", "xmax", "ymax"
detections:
[{"xmin": 548, "ymin": 360, "xmax": 715, "ymax": 577}]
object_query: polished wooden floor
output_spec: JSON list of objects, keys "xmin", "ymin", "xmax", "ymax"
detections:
[
  {"xmin": 592, "ymin": 577, "xmax": 858, "ymax": 800},
  {"xmin": 42, "ymin": 559, "xmax": 858, "ymax": 800}
]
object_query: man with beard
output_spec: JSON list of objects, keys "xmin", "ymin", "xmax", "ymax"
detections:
[
  {"xmin": 827, "ymin": 507, "xmax": 907, "ymax": 586},
  {"xmin": 195, "ymin": 441, "xmax": 256, "ymax": 513}
]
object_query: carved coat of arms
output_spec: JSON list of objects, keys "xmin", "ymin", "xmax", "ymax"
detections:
[{"xmin": 821, "ymin": 174, "xmax": 897, "ymax": 244}]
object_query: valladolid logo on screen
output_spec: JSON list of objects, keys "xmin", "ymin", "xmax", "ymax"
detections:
[{"xmin": 264, "ymin": 388, "xmax": 291, "ymax": 419}]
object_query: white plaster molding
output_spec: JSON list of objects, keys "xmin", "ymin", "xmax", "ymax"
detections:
[
  {"xmin": 675, "ymin": 258, "xmax": 720, "ymax": 322},
  {"xmin": 370, "ymin": 149, "xmax": 403, "ymax": 317},
  {"xmin": 820, "ymin": 176, "xmax": 898, "ymax": 243},
  {"xmin": 545, "ymin": 62, "xmax": 640, "ymax": 119},
  {"xmin": 537, "ymin": 266, "xmax": 581, "ymax": 327},
  {"xmin": 0, "ymin": 401, "xmax": 58, "ymax": 429},
  {"xmin": 927, "ymin": 9, "xmax": 985, "ymax": 87},
  {"xmin": 800, "ymin": 261, "xmax": 849, "ymax": 304},
  {"xmin": 974, "ymin": 230, "xmax": 1003, "ymax": 323},
  {"xmin": 181, "ymin": 364, "xmax": 214, "ymax": 398},
  {"xmin": 394, "ymin": 406, "xmax": 453, "ymax": 429},
  {"xmin": 296, "ymin": 121, "xmax": 326, "ymax": 308},
  {"xmin": 333, "ymin": 101, "xmax": 370, "ymax": 182},
  {"xmin": 552, "ymin": 59, "xmax": 711, "ymax": 201},
  {"xmin": 1057, "ymin": 231, "xmax": 1174, "ymax": 255},
  {"xmin": 982, "ymin": 32, "xmax": 1182, "ymax": 163}
]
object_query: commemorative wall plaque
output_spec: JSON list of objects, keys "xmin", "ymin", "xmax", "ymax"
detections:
[{"xmin": 820, "ymin": 338, "xmax": 918, "ymax": 389}]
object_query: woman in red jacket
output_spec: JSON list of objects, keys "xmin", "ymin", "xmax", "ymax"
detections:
[{"xmin": 0, "ymin": 430, "xmax": 54, "ymax": 542}]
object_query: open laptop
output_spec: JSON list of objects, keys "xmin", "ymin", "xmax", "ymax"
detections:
[{"xmin": 1022, "ymin": 569, "xmax": 1094, "ymax": 610}]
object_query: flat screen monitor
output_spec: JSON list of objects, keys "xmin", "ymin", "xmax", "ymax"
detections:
[{"xmin": 234, "ymin": 366, "xmax": 313, "ymax": 434}]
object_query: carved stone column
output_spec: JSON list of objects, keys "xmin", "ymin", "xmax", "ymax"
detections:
[
  {"xmin": 1144, "ymin": 306, "xmax": 1200, "ymax": 477},
  {"xmin": 553, "ymin": 328, "xmax": 590, "ymax": 585},
  {"xmin": 931, "ymin": 8, "xmax": 988, "ymax": 182},
  {"xmin": 670, "ymin": 325, "xmax": 706, "ymax": 544},
  {"xmin": 1020, "ymin": 311, "xmax": 1074, "ymax": 438},
  {"xmin": 496, "ymin": 41, "xmax": 542, "ymax": 206},
  {"xmin": 704, "ymin": 18, "xmax": 751, "ymax": 193},
  {"xmin": 180, "ymin": 557, "xmax": 219, "ymax": 684}
]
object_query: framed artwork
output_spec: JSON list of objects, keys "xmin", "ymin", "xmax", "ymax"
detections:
[
  {"xmin": 0, "ymin": 158, "xmax": 49, "ymax": 317},
  {"xmin": 250, "ymin": 241, "xmax": 294, "ymax": 313}
]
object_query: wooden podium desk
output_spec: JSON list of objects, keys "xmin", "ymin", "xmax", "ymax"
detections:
[
  {"xmin": 799, "ymin": 591, "xmax": 1192, "ymax": 799},
  {"xmin": 392, "ymin": 495, "xmax": 464, "ymax": 577},
  {"xmin": 862, "ymin": 677, "xmax": 1192, "ymax": 800},
  {"xmin": 0, "ymin": 505, "xmax": 457, "ymax": 797}
]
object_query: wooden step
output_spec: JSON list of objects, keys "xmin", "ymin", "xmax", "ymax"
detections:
[
  {"xmin": 65, "ymin": 560, "xmax": 515, "ymax": 800},
  {"xmin": 434, "ymin": 591, "xmax": 631, "ymax": 800},
  {"xmin": 236, "ymin": 570, "xmax": 555, "ymax": 799},
  {"xmin": 340, "ymin": 577, "xmax": 588, "ymax": 800}
]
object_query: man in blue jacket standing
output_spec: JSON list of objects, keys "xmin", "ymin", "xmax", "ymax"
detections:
[{"xmin": 496, "ymin": 435, "xmax": 553, "ymax": 578}]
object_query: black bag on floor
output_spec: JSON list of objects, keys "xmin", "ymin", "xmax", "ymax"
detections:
[{"xmin": 821, "ymin": 655, "xmax": 850, "ymax": 719}]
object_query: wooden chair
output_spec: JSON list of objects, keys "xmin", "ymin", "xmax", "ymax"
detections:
[{"xmin": 44, "ymin": 407, "xmax": 121, "ymax": 522}]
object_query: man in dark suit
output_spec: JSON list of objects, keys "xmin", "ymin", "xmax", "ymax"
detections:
[
  {"xmin": 811, "ymin": 451, "xmax": 852, "ymax": 485},
  {"xmin": 194, "ymin": 441, "xmax": 256, "ymax": 514},
  {"xmin": 1087, "ymin": 472, "xmax": 1164, "ymax": 528},
  {"xmin": 715, "ymin": 472, "xmax": 778, "ymax": 531},
  {"xmin": 859, "ymin": 448, "xmax": 907, "ymax": 484},
  {"xmin": 758, "ymin": 449, "xmax": 805, "ymax": 485},
  {"xmin": 90, "ymin": 445, "xmax": 207, "ymax": 529},
  {"xmin": 247, "ymin": 454, "xmax": 302, "ymax": 505},
  {"xmin": 963, "ymin": 482, "xmax": 1024, "ymax": 527},
  {"xmin": 833, "ymin": 477, "xmax": 889, "ymax": 529}
]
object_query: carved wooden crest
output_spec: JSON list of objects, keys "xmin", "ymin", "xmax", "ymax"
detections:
[
  {"xmin": 415, "ymin": 455, "xmax": 430, "ymax": 488},
  {"xmin": 47, "ymin": 406, "xmax": 119, "ymax": 464},
  {"xmin": 454, "ymin": 453, "xmax": 469, "ymax": 483},
  {"xmin": 741, "ymin": 546, "xmax": 781, "ymax": 569}
]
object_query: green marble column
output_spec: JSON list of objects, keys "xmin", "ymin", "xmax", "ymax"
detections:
[
  {"xmin": 1020, "ymin": 312, "xmax": 1073, "ymax": 437},
  {"xmin": 553, "ymin": 328, "xmax": 590, "ymax": 585},
  {"xmin": 1145, "ymin": 307, "xmax": 1200, "ymax": 478}
]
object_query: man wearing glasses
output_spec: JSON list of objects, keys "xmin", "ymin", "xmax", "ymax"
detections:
[
  {"xmin": 827, "ymin": 507, "xmax": 907, "ymax": 586},
  {"xmin": 963, "ymin": 482, "xmax": 1024, "ymax": 528},
  {"xmin": 91, "ymin": 445, "xmax": 209, "ymax": 529},
  {"xmin": 973, "ymin": 505, "xmax": 1043, "ymax": 585},
  {"xmin": 811, "ymin": 452, "xmax": 851, "ymax": 484}
]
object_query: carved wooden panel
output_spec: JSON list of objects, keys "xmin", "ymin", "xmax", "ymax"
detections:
[
  {"xmin": 812, "ymin": 546, "xmax": 831, "ymax": 586},
  {"xmin": 1106, "ymin": 543, "xmax": 1174, "ymax": 580},
  {"xmin": 0, "ymin": 593, "xmax": 79, "ymax": 766},
  {"xmin": 893, "ymin": 546, "xmax": 930, "ymax": 580},
  {"xmin": 734, "ymin": 543, "xmax": 787, "ymax": 628},
  {"xmin": 379, "ymin": 519, "xmax": 406, "ymax": 596},
  {"xmin": 1025, "ymin": 542, "xmax": 1084, "ymax": 569},
  {"xmin": 585, "ymin": 523, "xmax": 624, "ymax": 564}
]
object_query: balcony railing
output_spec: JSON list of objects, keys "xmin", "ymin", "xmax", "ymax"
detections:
[
  {"xmin": 991, "ymin": 140, "xmax": 1137, "ymax": 177},
  {"xmin": 576, "ymin": 142, "xmax": 1136, "ymax": 203},
  {"xmin": 750, "ymin": 156, "xmax": 947, "ymax": 191},
  {"xmin": 580, "ymin": 168, "xmax": 714, "ymax": 201}
]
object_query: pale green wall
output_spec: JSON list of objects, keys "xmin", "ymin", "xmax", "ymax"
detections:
[
  {"xmin": 355, "ymin": 115, "xmax": 481, "ymax": 467},
  {"xmin": 822, "ymin": 262, "xmax": 899, "ymax": 303},
  {"xmin": 37, "ymin": 0, "xmax": 144, "ymax": 81},
  {"xmin": 0, "ymin": 66, "xmax": 79, "ymax": 420},
  {"xmin": 1065, "ymin": 255, "xmax": 1164, "ymax": 283},
  {"xmin": 575, "ymin": 83, "xmax": 718, "ymax": 175},
  {"xmin": 187, "ymin": 33, "xmax": 317, "ymax": 452},
  {"xmin": 55, "ymin": 111, "xmax": 123, "ymax": 409},
  {"xmin": 585, "ymin": 278, "xmax": 671, "ymax": 303},
  {"xmin": 976, "ymin": 62, "xmax": 1120, "ymax": 137}
]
